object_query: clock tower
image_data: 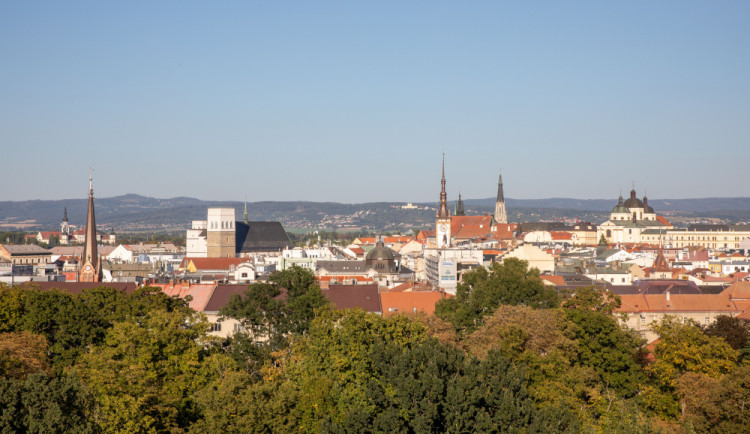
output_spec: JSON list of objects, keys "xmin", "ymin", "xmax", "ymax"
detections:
[{"xmin": 436, "ymin": 153, "xmax": 451, "ymax": 249}]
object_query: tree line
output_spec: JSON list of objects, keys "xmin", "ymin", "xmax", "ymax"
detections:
[{"xmin": 1, "ymin": 261, "xmax": 748, "ymax": 432}]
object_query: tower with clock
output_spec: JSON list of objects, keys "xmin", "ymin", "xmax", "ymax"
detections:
[{"xmin": 436, "ymin": 153, "xmax": 451, "ymax": 249}]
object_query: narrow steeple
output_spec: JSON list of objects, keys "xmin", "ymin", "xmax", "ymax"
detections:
[
  {"xmin": 79, "ymin": 168, "xmax": 101, "ymax": 282},
  {"xmin": 243, "ymin": 195, "xmax": 249, "ymax": 224},
  {"xmin": 494, "ymin": 171, "xmax": 507, "ymax": 224},
  {"xmin": 437, "ymin": 152, "xmax": 450, "ymax": 219},
  {"xmin": 455, "ymin": 191, "xmax": 465, "ymax": 216},
  {"xmin": 63, "ymin": 206, "xmax": 68, "ymax": 223}
]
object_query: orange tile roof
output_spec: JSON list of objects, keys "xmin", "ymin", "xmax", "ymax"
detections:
[
  {"xmin": 182, "ymin": 257, "xmax": 251, "ymax": 271},
  {"xmin": 540, "ymin": 275, "xmax": 565, "ymax": 286},
  {"xmin": 152, "ymin": 282, "xmax": 216, "ymax": 312},
  {"xmin": 450, "ymin": 215, "xmax": 493, "ymax": 235},
  {"xmin": 349, "ymin": 247, "xmax": 365, "ymax": 255},
  {"xmin": 380, "ymin": 291, "xmax": 448, "ymax": 317},
  {"xmin": 384, "ymin": 281, "xmax": 435, "ymax": 292},
  {"xmin": 656, "ymin": 215, "xmax": 671, "ymax": 226},
  {"xmin": 616, "ymin": 293, "xmax": 742, "ymax": 314},
  {"xmin": 550, "ymin": 231, "xmax": 573, "ymax": 240},
  {"xmin": 453, "ymin": 225, "xmax": 492, "ymax": 240}
]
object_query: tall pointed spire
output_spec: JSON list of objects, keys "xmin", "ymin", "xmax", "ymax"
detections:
[
  {"xmin": 494, "ymin": 171, "xmax": 507, "ymax": 224},
  {"xmin": 437, "ymin": 152, "xmax": 450, "ymax": 219},
  {"xmin": 63, "ymin": 206, "xmax": 68, "ymax": 223},
  {"xmin": 243, "ymin": 195, "xmax": 249, "ymax": 225},
  {"xmin": 79, "ymin": 168, "xmax": 101, "ymax": 282},
  {"xmin": 455, "ymin": 190, "xmax": 465, "ymax": 216}
]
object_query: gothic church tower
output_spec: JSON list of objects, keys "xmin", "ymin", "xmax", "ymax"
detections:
[
  {"xmin": 494, "ymin": 172, "xmax": 507, "ymax": 224},
  {"xmin": 79, "ymin": 170, "xmax": 102, "ymax": 282},
  {"xmin": 436, "ymin": 154, "xmax": 452, "ymax": 248}
]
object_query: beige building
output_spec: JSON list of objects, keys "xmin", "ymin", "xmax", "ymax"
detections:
[
  {"xmin": 497, "ymin": 243, "xmax": 555, "ymax": 274},
  {"xmin": 0, "ymin": 244, "xmax": 52, "ymax": 265},
  {"xmin": 206, "ymin": 208, "xmax": 236, "ymax": 258},
  {"xmin": 617, "ymin": 289, "xmax": 746, "ymax": 343}
]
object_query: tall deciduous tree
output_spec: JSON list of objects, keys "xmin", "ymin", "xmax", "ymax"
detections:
[
  {"xmin": 73, "ymin": 309, "xmax": 219, "ymax": 432},
  {"xmin": 435, "ymin": 258, "xmax": 559, "ymax": 332}
]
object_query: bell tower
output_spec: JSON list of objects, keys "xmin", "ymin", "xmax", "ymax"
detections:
[{"xmin": 436, "ymin": 153, "xmax": 451, "ymax": 248}]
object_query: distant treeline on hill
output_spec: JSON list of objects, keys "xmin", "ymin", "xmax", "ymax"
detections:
[{"xmin": 2, "ymin": 194, "xmax": 750, "ymax": 231}]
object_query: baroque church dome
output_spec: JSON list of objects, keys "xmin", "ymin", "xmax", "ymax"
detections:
[{"xmin": 623, "ymin": 189, "xmax": 644, "ymax": 209}]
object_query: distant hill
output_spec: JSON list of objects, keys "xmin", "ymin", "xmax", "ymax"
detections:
[
  {"xmin": 1, "ymin": 194, "xmax": 750, "ymax": 233},
  {"xmin": 463, "ymin": 197, "xmax": 750, "ymax": 212}
]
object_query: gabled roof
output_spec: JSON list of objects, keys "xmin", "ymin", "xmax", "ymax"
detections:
[
  {"xmin": 182, "ymin": 257, "xmax": 251, "ymax": 271},
  {"xmin": 540, "ymin": 275, "xmax": 565, "ymax": 286},
  {"xmin": 323, "ymin": 284, "xmax": 381, "ymax": 313},
  {"xmin": 550, "ymin": 231, "xmax": 573, "ymax": 240},
  {"xmin": 153, "ymin": 282, "xmax": 216, "ymax": 312},
  {"xmin": 317, "ymin": 260, "xmax": 370, "ymax": 274},
  {"xmin": 616, "ymin": 293, "xmax": 742, "ymax": 314},
  {"xmin": 380, "ymin": 291, "xmax": 447, "ymax": 316},
  {"xmin": 450, "ymin": 215, "xmax": 493, "ymax": 236},
  {"xmin": 203, "ymin": 283, "xmax": 287, "ymax": 313},
  {"xmin": 1, "ymin": 244, "xmax": 52, "ymax": 255},
  {"xmin": 235, "ymin": 221, "xmax": 292, "ymax": 253},
  {"xmin": 656, "ymin": 215, "xmax": 671, "ymax": 226}
]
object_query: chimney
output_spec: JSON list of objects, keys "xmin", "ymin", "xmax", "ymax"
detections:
[{"xmin": 666, "ymin": 290, "xmax": 670, "ymax": 302}]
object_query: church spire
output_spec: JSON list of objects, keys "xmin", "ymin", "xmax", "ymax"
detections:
[
  {"xmin": 63, "ymin": 206, "xmax": 68, "ymax": 223},
  {"xmin": 437, "ymin": 152, "xmax": 450, "ymax": 219},
  {"xmin": 494, "ymin": 171, "xmax": 507, "ymax": 224},
  {"xmin": 243, "ymin": 195, "xmax": 249, "ymax": 224},
  {"xmin": 455, "ymin": 190, "xmax": 465, "ymax": 216},
  {"xmin": 79, "ymin": 169, "xmax": 101, "ymax": 282}
]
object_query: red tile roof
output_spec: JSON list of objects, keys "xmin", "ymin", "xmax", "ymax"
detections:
[
  {"xmin": 656, "ymin": 215, "xmax": 671, "ymax": 226},
  {"xmin": 616, "ymin": 293, "xmax": 742, "ymax": 314},
  {"xmin": 540, "ymin": 275, "xmax": 566, "ymax": 286},
  {"xmin": 381, "ymin": 291, "xmax": 447, "ymax": 317},
  {"xmin": 152, "ymin": 282, "xmax": 216, "ymax": 312},
  {"xmin": 323, "ymin": 284, "xmax": 381, "ymax": 313},
  {"xmin": 181, "ymin": 257, "xmax": 250, "ymax": 271},
  {"xmin": 550, "ymin": 231, "xmax": 573, "ymax": 240}
]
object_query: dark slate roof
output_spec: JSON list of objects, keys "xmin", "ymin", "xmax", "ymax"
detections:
[
  {"xmin": 23, "ymin": 281, "xmax": 138, "ymax": 294},
  {"xmin": 688, "ymin": 224, "xmax": 729, "ymax": 232},
  {"xmin": 636, "ymin": 280, "xmax": 701, "ymax": 295},
  {"xmin": 317, "ymin": 260, "xmax": 370, "ymax": 273},
  {"xmin": 235, "ymin": 221, "xmax": 293, "ymax": 253},
  {"xmin": 609, "ymin": 285, "xmax": 640, "ymax": 295},
  {"xmin": 323, "ymin": 284, "xmax": 382, "ymax": 313},
  {"xmin": 204, "ymin": 283, "xmax": 287, "ymax": 312}
]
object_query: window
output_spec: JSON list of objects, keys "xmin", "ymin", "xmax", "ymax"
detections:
[
  {"xmin": 705, "ymin": 317, "xmax": 710, "ymax": 325},
  {"xmin": 211, "ymin": 323, "xmax": 222, "ymax": 332},
  {"xmin": 640, "ymin": 316, "xmax": 646, "ymax": 325},
  {"xmin": 241, "ymin": 273, "xmax": 248, "ymax": 278},
  {"xmin": 233, "ymin": 323, "xmax": 245, "ymax": 332}
]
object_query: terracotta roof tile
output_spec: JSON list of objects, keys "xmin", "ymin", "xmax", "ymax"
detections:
[
  {"xmin": 380, "ymin": 291, "xmax": 447, "ymax": 317},
  {"xmin": 323, "ymin": 284, "xmax": 381, "ymax": 313}
]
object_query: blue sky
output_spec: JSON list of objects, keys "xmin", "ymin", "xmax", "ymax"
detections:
[{"xmin": 2, "ymin": 1, "xmax": 749, "ymax": 203}]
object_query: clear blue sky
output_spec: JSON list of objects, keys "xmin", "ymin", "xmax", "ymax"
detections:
[{"xmin": 2, "ymin": 1, "xmax": 749, "ymax": 203}]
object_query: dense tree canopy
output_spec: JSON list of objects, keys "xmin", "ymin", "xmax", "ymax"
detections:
[
  {"xmin": 0, "ymin": 276, "xmax": 746, "ymax": 432},
  {"xmin": 435, "ymin": 258, "xmax": 559, "ymax": 332}
]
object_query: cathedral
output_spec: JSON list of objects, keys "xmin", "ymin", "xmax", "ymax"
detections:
[{"xmin": 597, "ymin": 187, "xmax": 671, "ymax": 245}]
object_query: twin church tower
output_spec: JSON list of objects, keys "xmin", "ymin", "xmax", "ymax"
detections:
[{"xmin": 435, "ymin": 154, "xmax": 506, "ymax": 249}]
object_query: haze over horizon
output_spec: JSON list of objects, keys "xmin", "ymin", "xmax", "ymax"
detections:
[{"xmin": 2, "ymin": 2, "xmax": 749, "ymax": 203}]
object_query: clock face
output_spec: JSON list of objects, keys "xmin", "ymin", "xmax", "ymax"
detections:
[
  {"xmin": 439, "ymin": 224, "xmax": 447, "ymax": 232},
  {"xmin": 85, "ymin": 265, "xmax": 91, "ymax": 271}
]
